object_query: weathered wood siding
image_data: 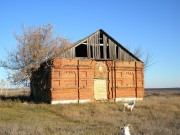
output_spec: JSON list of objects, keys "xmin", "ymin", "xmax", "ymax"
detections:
[{"xmin": 58, "ymin": 30, "xmax": 138, "ymax": 61}]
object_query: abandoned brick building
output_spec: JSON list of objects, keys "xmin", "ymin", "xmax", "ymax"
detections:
[{"xmin": 31, "ymin": 29, "xmax": 144, "ymax": 104}]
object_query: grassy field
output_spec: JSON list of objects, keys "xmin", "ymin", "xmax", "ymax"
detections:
[{"xmin": 0, "ymin": 89, "xmax": 179, "ymax": 135}]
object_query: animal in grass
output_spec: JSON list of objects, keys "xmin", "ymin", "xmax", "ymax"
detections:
[
  {"xmin": 123, "ymin": 100, "xmax": 136, "ymax": 112},
  {"xmin": 120, "ymin": 124, "xmax": 131, "ymax": 135}
]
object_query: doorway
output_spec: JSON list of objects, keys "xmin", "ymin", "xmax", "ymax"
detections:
[{"xmin": 94, "ymin": 62, "xmax": 107, "ymax": 100}]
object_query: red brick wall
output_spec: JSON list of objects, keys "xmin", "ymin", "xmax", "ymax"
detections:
[
  {"xmin": 51, "ymin": 59, "xmax": 94, "ymax": 101},
  {"xmin": 114, "ymin": 61, "xmax": 144, "ymax": 99},
  {"xmin": 50, "ymin": 58, "xmax": 144, "ymax": 102}
]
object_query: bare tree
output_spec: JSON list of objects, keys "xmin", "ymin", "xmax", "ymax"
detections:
[
  {"xmin": 0, "ymin": 24, "xmax": 71, "ymax": 87},
  {"xmin": 133, "ymin": 46, "xmax": 154, "ymax": 70}
]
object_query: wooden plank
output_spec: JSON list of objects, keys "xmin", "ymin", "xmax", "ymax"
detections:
[
  {"xmin": 97, "ymin": 31, "xmax": 100, "ymax": 59},
  {"xmin": 118, "ymin": 47, "xmax": 121, "ymax": 60},
  {"xmin": 95, "ymin": 33, "xmax": 98, "ymax": 59},
  {"xmin": 89, "ymin": 38, "xmax": 93, "ymax": 59},
  {"xmin": 94, "ymin": 33, "xmax": 97, "ymax": 59},
  {"xmin": 93, "ymin": 34, "xmax": 96, "ymax": 59},
  {"xmin": 116, "ymin": 45, "xmax": 118, "ymax": 60},
  {"xmin": 108, "ymin": 39, "xmax": 112, "ymax": 59},
  {"xmin": 97, "ymin": 32, "xmax": 100, "ymax": 59},
  {"xmin": 122, "ymin": 50, "xmax": 125, "ymax": 60},
  {"xmin": 94, "ymin": 34, "xmax": 97, "ymax": 59},
  {"xmin": 92, "ymin": 36, "xmax": 95, "ymax": 59},
  {"xmin": 88, "ymin": 38, "xmax": 91, "ymax": 58},
  {"xmin": 126, "ymin": 53, "xmax": 128, "ymax": 61},
  {"xmin": 86, "ymin": 38, "xmax": 89, "ymax": 58},
  {"xmin": 87, "ymin": 38, "xmax": 90, "ymax": 59},
  {"xmin": 119, "ymin": 47, "xmax": 121, "ymax": 60},
  {"xmin": 114, "ymin": 43, "xmax": 117, "ymax": 60},
  {"xmin": 111, "ymin": 41, "xmax": 114, "ymax": 60},
  {"xmin": 123, "ymin": 49, "xmax": 126, "ymax": 60},
  {"xmin": 72, "ymin": 46, "xmax": 75, "ymax": 58},
  {"xmin": 103, "ymin": 34, "xmax": 107, "ymax": 59},
  {"xmin": 110, "ymin": 40, "xmax": 114, "ymax": 60}
]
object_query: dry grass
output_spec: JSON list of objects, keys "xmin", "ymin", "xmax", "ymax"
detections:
[{"xmin": 0, "ymin": 89, "xmax": 179, "ymax": 135}]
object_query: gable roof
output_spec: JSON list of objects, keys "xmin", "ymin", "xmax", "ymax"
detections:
[{"xmin": 57, "ymin": 29, "xmax": 141, "ymax": 62}]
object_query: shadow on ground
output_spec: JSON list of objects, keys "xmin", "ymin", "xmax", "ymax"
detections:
[{"xmin": 0, "ymin": 95, "xmax": 30, "ymax": 102}]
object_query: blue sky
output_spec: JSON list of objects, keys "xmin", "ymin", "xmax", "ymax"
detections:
[{"xmin": 0, "ymin": 0, "xmax": 180, "ymax": 88}]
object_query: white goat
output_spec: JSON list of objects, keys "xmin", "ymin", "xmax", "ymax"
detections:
[
  {"xmin": 120, "ymin": 124, "xmax": 131, "ymax": 135},
  {"xmin": 123, "ymin": 100, "xmax": 136, "ymax": 112}
]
